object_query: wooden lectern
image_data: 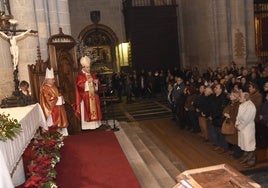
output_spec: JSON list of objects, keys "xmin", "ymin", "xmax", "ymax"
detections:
[{"xmin": 173, "ymin": 164, "xmax": 261, "ymax": 188}]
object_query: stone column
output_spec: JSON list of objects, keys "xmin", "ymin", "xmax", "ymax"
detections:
[
  {"xmin": 47, "ymin": 0, "xmax": 60, "ymax": 35},
  {"xmin": 176, "ymin": 0, "xmax": 186, "ymax": 69},
  {"xmin": 245, "ymin": 0, "xmax": 258, "ymax": 66},
  {"xmin": 211, "ymin": 0, "xmax": 220, "ymax": 68},
  {"xmin": 0, "ymin": 39, "xmax": 14, "ymax": 99},
  {"xmin": 56, "ymin": 0, "xmax": 71, "ymax": 35},
  {"xmin": 34, "ymin": 0, "xmax": 49, "ymax": 60},
  {"xmin": 214, "ymin": 0, "xmax": 232, "ymax": 68},
  {"xmin": 229, "ymin": 0, "xmax": 247, "ymax": 67},
  {"xmin": 8, "ymin": 0, "xmax": 39, "ymax": 85}
]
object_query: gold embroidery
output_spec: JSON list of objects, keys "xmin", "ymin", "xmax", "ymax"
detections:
[{"xmin": 87, "ymin": 75, "xmax": 97, "ymax": 120}]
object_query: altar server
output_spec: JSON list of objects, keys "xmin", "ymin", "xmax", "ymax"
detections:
[{"xmin": 40, "ymin": 68, "xmax": 68, "ymax": 136}]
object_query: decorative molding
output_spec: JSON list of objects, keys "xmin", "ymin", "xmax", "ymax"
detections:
[{"xmin": 234, "ymin": 28, "xmax": 246, "ymax": 58}]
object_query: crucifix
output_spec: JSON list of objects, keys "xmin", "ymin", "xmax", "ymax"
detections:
[
  {"xmin": 0, "ymin": 19, "xmax": 37, "ymax": 107},
  {"xmin": 0, "ymin": 19, "xmax": 37, "ymax": 70}
]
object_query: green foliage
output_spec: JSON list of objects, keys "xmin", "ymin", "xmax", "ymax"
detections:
[{"xmin": 0, "ymin": 113, "xmax": 21, "ymax": 141}]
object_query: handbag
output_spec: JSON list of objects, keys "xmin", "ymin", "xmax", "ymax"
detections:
[{"xmin": 221, "ymin": 118, "xmax": 236, "ymax": 135}]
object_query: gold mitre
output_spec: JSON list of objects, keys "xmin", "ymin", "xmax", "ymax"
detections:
[
  {"xmin": 80, "ymin": 56, "xmax": 91, "ymax": 67},
  {"xmin": 45, "ymin": 68, "xmax": 54, "ymax": 79}
]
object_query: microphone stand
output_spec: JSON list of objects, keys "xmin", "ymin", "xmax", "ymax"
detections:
[
  {"xmin": 109, "ymin": 90, "xmax": 119, "ymax": 131},
  {"xmin": 101, "ymin": 84, "xmax": 111, "ymax": 130}
]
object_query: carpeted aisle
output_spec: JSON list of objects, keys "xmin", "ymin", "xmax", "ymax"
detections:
[{"xmin": 55, "ymin": 131, "xmax": 141, "ymax": 188}]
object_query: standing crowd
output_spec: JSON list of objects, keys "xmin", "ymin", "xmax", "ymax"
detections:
[{"xmin": 102, "ymin": 61, "xmax": 268, "ymax": 168}]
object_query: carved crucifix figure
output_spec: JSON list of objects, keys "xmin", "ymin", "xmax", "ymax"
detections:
[{"xmin": 0, "ymin": 29, "xmax": 31, "ymax": 69}]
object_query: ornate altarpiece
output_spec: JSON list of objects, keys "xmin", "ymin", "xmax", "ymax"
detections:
[{"xmin": 78, "ymin": 24, "xmax": 119, "ymax": 74}]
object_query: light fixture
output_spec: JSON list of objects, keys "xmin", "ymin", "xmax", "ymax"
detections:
[{"xmin": 116, "ymin": 42, "xmax": 130, "ymax": 70}]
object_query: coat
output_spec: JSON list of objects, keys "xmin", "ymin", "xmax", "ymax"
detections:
[
  {"xmin": 210, "ymin": 92, "xmax": 229, "ymax": 127},
  {"xmin": 223, "ymin": 101, "xmax": 240, "ymax": 144},
  {"xmin": 235, "ymin": 100, "xmax": 256, "ymax": 151}
]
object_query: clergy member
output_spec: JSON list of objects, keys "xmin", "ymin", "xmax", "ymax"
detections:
[
  {"xmin": 74, "ymin": 56, "xmax": 102, "ymax": 130},
  {"xmin": 40, "ymin": 68, "xmax": 69, "ymax": 136}
]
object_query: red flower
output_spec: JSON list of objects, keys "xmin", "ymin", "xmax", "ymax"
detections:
[
  {"xmin": 45, "ymin": 139, "xmax": 57, "ymax": 147},
  {"xmin": 24, "ymin": 130, "xmax": 64, "ymax": 187},
  {"xmin": 24, "ymin": 175, "xmax": 42, "ymax": 187}
]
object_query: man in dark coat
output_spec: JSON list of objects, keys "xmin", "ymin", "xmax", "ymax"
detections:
[
  {"xmin": 209, "ymin": 83, "xmax": 229, "ymax": 153},
  {"xmin": 171, "ymin": 76, "xmax": 185, "ymax": 129}
]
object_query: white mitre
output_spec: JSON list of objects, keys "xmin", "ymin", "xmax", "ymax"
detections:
[
  {"xmin": 80, "ymin": 56, "xmax": 90, "ymax": 67},
  {"xmin": 45, "ymin": 68, "xmax": 54, "ymax": 79}
]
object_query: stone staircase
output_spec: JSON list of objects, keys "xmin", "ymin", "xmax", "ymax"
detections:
[{"xmin": 114, "ymin": 121, "xmax": 186, "ymax": 188}]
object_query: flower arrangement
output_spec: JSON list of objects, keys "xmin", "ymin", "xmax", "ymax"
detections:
[
  {"xmin": 0, "ymin": 113, "xmax": 21, "ymax": 141},
  {"xmin": 24, "ymin": 130, "xmax": 64, "ymax": 188}
]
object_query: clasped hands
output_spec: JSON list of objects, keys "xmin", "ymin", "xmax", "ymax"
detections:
[{"xmin": 56, "ymin": 96, "xmax": 65, "ymax": 105}]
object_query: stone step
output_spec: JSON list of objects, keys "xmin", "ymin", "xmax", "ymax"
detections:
[
  {"xmin": 118, "ymin": 121, "xmax": 178, "ymax": 187},
  {"xmin": 131, "ymin": 134, "xmax": 176, "ymax": 187},
  {"xmin": 114, "ymin": 122, "xmax": 161, "ymax": 188},
  {"xmin": 122, "ymin": 121, "xmax": 185, "ymax": 174},
  {"xmin": 140, "ymin": 125, "xmax": 188, "ymax": 172},
  {"xmin": 137, "ymin": 131, "xmax": 181, "ymax": 179}
]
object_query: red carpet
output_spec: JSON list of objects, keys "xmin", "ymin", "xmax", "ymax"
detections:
[{"xmin": 55, "ymin": 131, "xmax": 141, "ymax": 188}]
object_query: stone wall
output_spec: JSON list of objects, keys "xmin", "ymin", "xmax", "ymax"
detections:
[
  {"xmin": 178, "ymin": 0, "xmax": 214, "ymax": 73},
  {"xmin": 178, "ymin": 0, "xmax": 257, "ymax": 73},
  {"xmin": 0, "ymin": 69, "xmax": 14, "ymax": 101},
  {"xmin": 68, "ymin": 0, "xmax": 125, "ymax": 42}
]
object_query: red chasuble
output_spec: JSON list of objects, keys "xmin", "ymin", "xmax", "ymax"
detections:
[{"xmin": 73, "ymin": 72, "xmax": 102, "ymax": 122}]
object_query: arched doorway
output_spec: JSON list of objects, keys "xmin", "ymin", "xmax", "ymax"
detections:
[{"xmin": 78, "ymin": 24, "xmax": 119, "ymax": 74}]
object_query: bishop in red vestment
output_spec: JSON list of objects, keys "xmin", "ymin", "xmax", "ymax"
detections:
[{"xmin": 73, "ymin": 56, "xmax": 102, "ymax": 130}]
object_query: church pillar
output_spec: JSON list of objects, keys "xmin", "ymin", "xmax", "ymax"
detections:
[
  {"xmin": 9, "ymin": 0, "xmax": 39, "ymax": 84},
  {"xmin": 177, "ymin": 0, "xmax": 186, "ymax": 69},
  {"xmin": 34, "ymin": 0, "xmax": 49, "ymax": 60},
  {"xmin": 245, "ymin": 0, "xmax": 258, "ymax": 66},
  {"xmin": 0, "ymin": 39, "xmax": 14, "ymax": 99},
  {"xmin": 57, "ymin": 0, "xmax": 71, "ymax": 34},
  {"xmin": 47, "ymin": 0, "xmax": 71, "ymax": 35},
  {"xmin": 229, "ymin": 0, "xmax": 247, "ymax": 67},
  {"xmin": 211, "ymin": 0, "xmax": 220, "ymax": 68},
  {"xmin": 47, "ymin": 0, "xmax": 60, "ymax": 35},
  {"xmin": 213, "ymin": 0, "xmax": 232, "ymax": 68}
]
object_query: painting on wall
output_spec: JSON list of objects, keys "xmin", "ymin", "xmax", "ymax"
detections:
[{"xmin": 87, "ymin": 45, "xmax": 112, "ymax": 64}]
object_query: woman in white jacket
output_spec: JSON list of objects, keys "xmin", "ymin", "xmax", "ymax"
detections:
[{"xmin": 235, "ymin": 92, "xmax": 256, "ymax": 168}]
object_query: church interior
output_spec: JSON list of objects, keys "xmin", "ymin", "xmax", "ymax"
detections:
[{"xmin": 0, "ymin": 0, "xmax": 268, "ymax": 187}]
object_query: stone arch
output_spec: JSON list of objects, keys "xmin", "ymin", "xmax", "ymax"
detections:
[{"xmin": 78, "ymin": 24, "xmax": 119, "ymax": 73}]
